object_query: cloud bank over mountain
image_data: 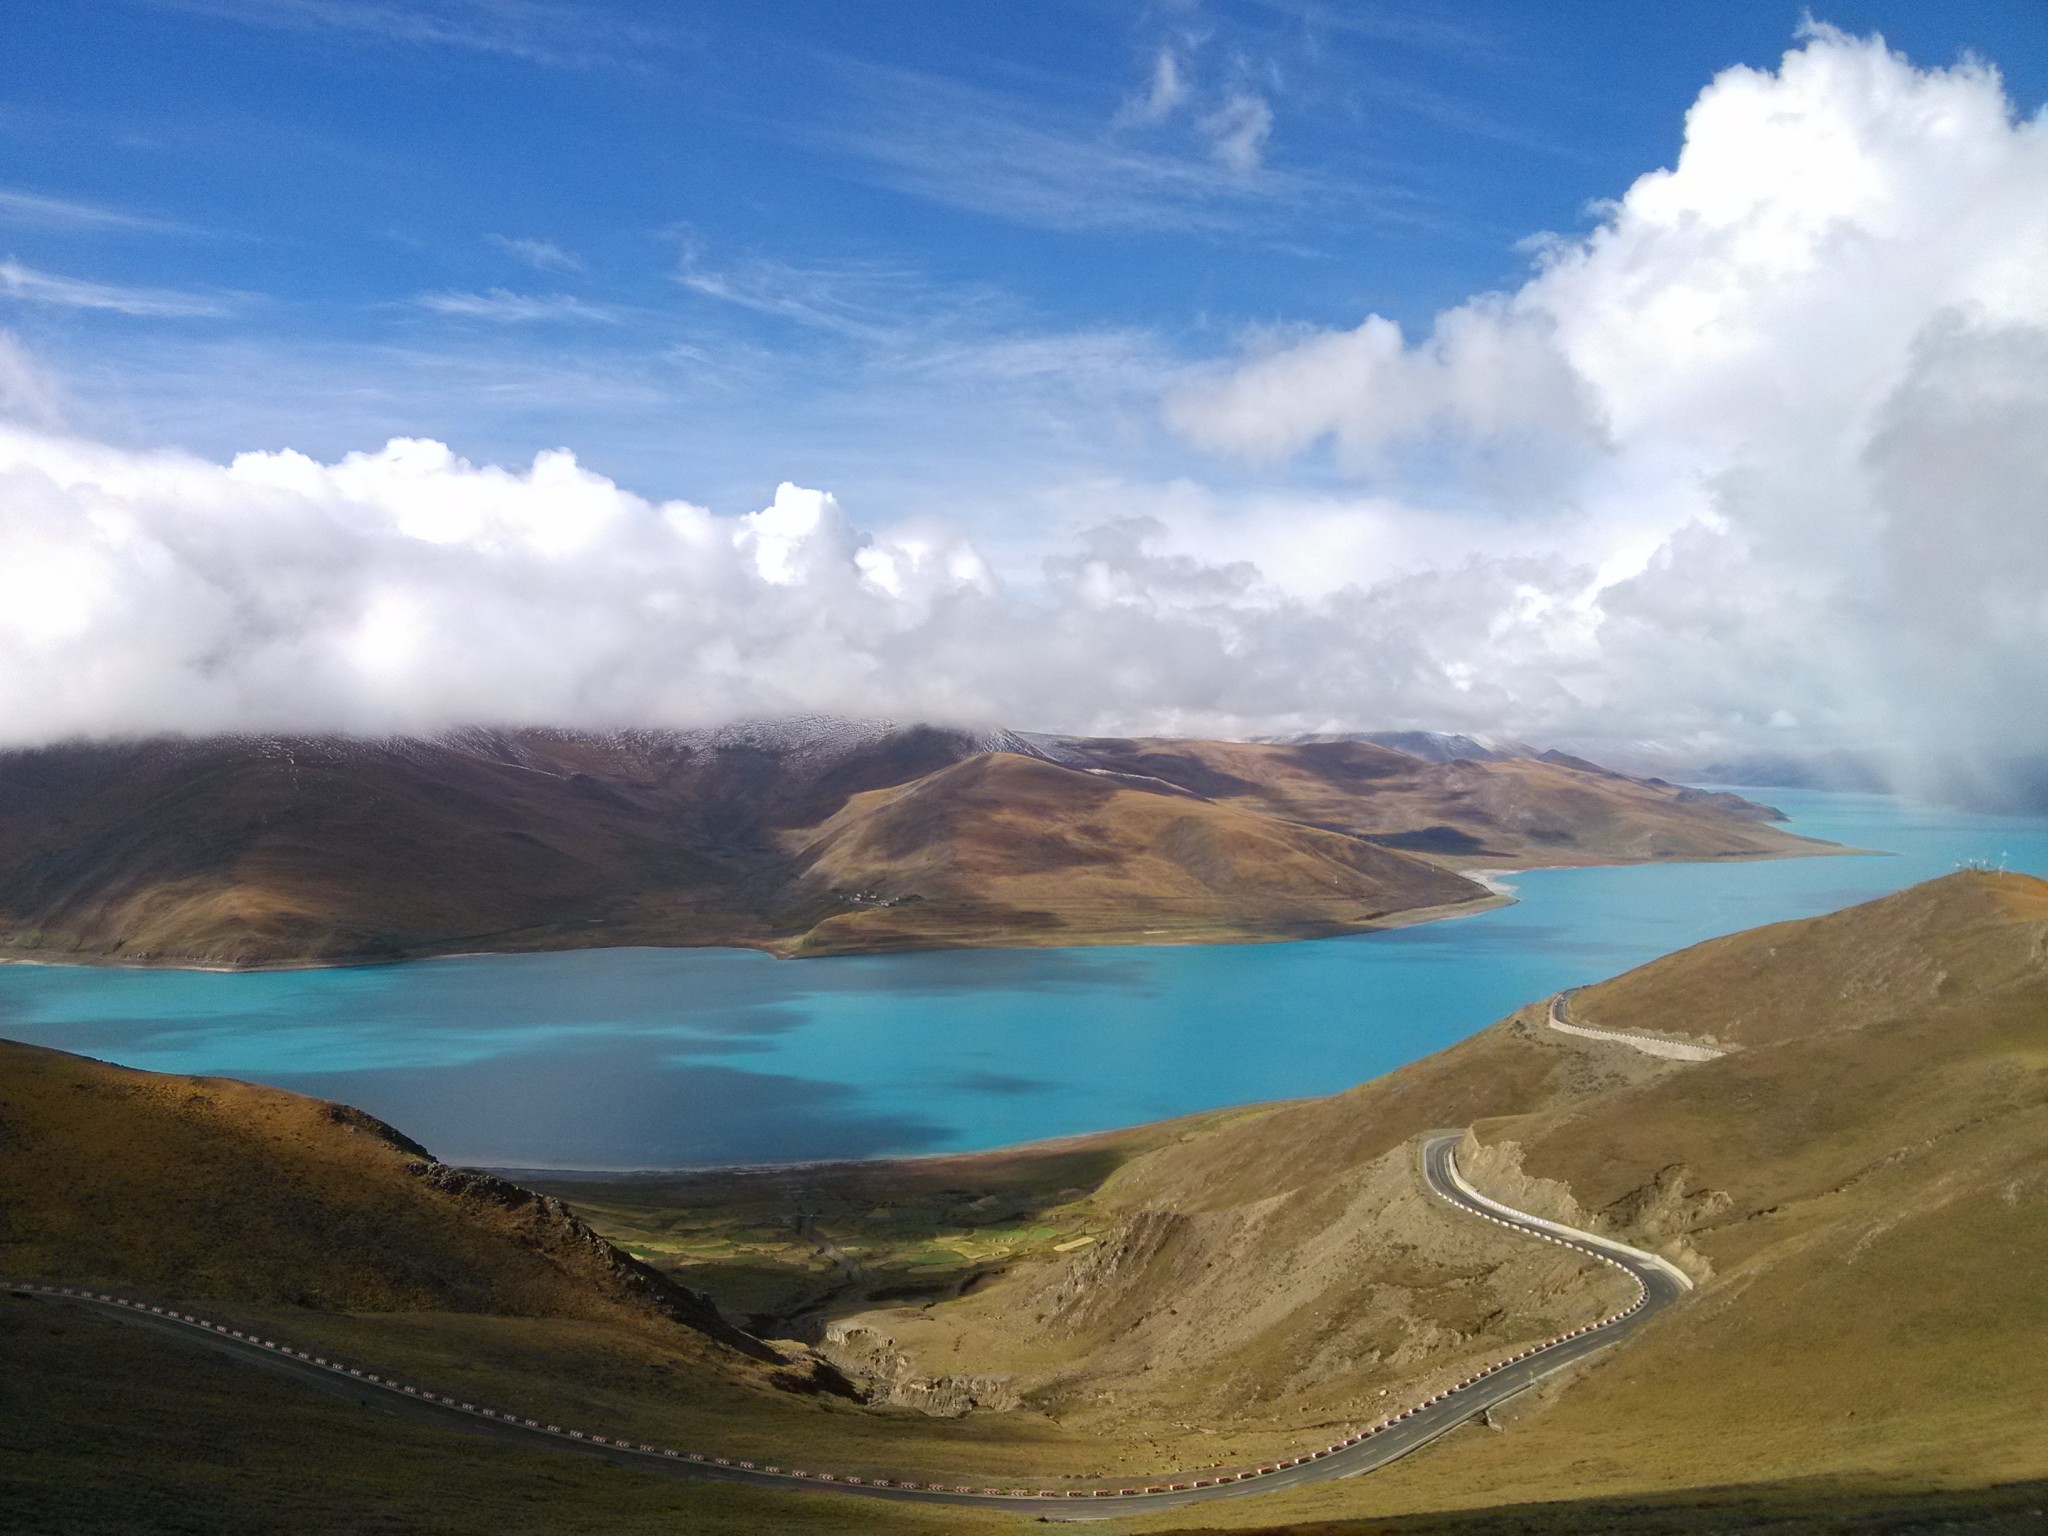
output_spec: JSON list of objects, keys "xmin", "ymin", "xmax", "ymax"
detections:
[
  {"xmin": 1170, "ymin": 27, "xmax": 2048, "ymax": 802},
  {"xmin": 1, "ymin": 29, "xmax": 2043, "ymax": 804}
]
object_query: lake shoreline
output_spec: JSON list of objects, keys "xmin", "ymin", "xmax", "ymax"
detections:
[
  {"xmin": 0, "ymin": 842, "xmax": 1871, "ymax": 975},
  {"xmin": 0, "ymin": 788, "xmax": 2037, "ymax": 1171}
]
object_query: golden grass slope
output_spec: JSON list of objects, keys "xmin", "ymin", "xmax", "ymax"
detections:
[
  {"xmin": 1039, "ymin": 736, "xmax": 1835, "ymax": 866},
  {"xmin": 1116, "ymin": 872, "xmax": 2048, "ymax": 1532},
  {"xmin": 0, "ymin": 1037, "xmax": 748, "ymax": 1349},
  {"xmin": 0, "ymin": 1295, "xmax": 1011, "ymax": 1536},
  {"xmin": 782, "ymin": 751, "xmax": 1491, "ymax": 954},
  {"xmin": 1571, "ymin": 861, "xmax": 2048, "ymax": 1046}
]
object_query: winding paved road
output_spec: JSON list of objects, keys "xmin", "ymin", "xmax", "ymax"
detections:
[{"xmin": 7, "ymin": 1133, "xmax": 1690, "ymax": 1521}]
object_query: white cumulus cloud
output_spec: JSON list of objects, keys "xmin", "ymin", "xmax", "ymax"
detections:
[
  {"xmin": 0, "ymin": 409, "xmax": 1609, "ymax": 747},
  {"xmin": 1167, "ymin": 26, "xmax": 2048, "ymax": 802},
  {"xmin": 1, "ymin": 28, "xmax": 2044, "ymax": 810}
]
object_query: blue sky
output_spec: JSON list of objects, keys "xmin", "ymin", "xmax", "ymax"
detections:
[
  {"xmin": 4, "ymin": 0, "xmax": 2042, "ymax": 523},
  {"xmin": 2, "ymin": 4, "xmax": 2047, "ymax": 790}
]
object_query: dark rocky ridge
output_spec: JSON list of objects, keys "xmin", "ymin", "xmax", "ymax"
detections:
[{"xmin": 402, "ymin": 1159, "xmax": 775, "ymax": 1362}]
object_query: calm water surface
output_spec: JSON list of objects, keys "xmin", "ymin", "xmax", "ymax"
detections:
[{"xmin": 3, "ymin": 788, "xmax": 2044, "ymax": 1168}]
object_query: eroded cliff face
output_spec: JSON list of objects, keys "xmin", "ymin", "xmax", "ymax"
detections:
[
  {"xmin": 1453, "ymin": 1133, "xmax": 1723, "ymax": 1284},
  {"xmin": 1454, "ymin": 1133, "xmax": 1591, "ymax": 1228},
  {"xmin": 815, "ymin": 1323, "xmax": 1019, "ymax": 1416},
  {"xmin": 1600, "ymin": 1164, "xmax": 1732, "ymax": 1266}
]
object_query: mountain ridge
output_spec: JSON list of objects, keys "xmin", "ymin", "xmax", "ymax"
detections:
[{"xmin": 0, "ymin": 723, "xmax": 1837, "ymax": 969}]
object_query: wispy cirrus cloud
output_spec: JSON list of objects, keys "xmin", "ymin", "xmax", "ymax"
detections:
[
  {"xmin": 1203, "ymin": 92, "xmax": 1275, "ymax": 177},
  {"xmin": 0, "ymin": 187, "xmax": 195, "ymax": 235},
  {"xmin": 672, "ymin": 243, "xmax": 1177, "ymax": 398},
  {"xmin": 0, "ymin": 260, "xmax": 236, "ymax": 318},
  {"xmin": 1110, "ymin": 44, "xmax": 1276, "ymax": 178},
  {"xmin": 0, "ymin": 330, "xmax": 67, "ymax": 426},
  {"xmin": 488, "ymin": 235, "xmax": 585, "ymax": 273},
  {"xmin": 145, "ymin": 0, "xmax": 691, "ymax": 69},
  {"xmin": 892, "ymin": 328, "xmax": 1173, "ymax": 402},
  {"xmin": 1353, "ymin": 69, "xmax": 1578, "ymax": 159},
  {"xmin": 821, "ymin": 62, "xmax": 1322, "ymax": 234},
  {"xmin": 415, "ymin": 288, "xmax": 618, "ymax": 323},
  {"xmin": 674, "ymin": 249, "xmax": 929, "ymax": 344},
  {"xmin": 1240, "ymin": 0, "xmax": 1509, "ymax": 63},
  {"xmin": 1115, "ymin": 46, "xmax": 1191, "ymax": 128}
]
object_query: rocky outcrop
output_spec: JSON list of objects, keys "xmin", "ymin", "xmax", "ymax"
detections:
[
  {"xmin": 1036, "ymin": 1208, "xmax": 1192, "ymax": 1335},
  {"xmin": 404, "ymin": 1159, "xmax": 784, "ymax": 1362},
  {"xmin": 322, "ymin": 1100, "xmax": 434, "ymax": 1161},
  {"xmin": 1603, "ymin": 1163, "xmax": 1732, "ymax": 1240},
  {"xmin": 816, "ymin": 1323, "xmax": 1019, "ymax": 1416},
  {"xmin": 1457, "ymin": 1135, "xmax": 1721, "ymax": 1283},
  {"xmin": 1455, "ymin": 1133, "xmax": 1590, "ymax": 1228},
  {"xmin": 1601, "ymin": 1164, "xmax": 1727, "ymax": 1282}
]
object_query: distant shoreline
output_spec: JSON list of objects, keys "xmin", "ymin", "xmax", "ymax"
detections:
[
  {"xmin": 0, "ymin": 843, "xmax": 1875, "ymax": 975},
  {"xmin": 1458, "ymin": 867, "xmax": 1517, "ymax": 899}
]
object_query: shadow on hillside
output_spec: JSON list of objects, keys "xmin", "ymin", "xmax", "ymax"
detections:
[
  {"xmin": 1157, "ymin": 1476, "xmax": 2048, "ymax": 1535},
  {"xmin": 526, "ymin": 1141, "xmax": 1132, "ymax": 1336}
]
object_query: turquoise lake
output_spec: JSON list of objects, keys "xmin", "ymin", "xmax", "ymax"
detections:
[{"xmin": 3, "ymin": 787, "xmax": 2044, "ymax": 1170}]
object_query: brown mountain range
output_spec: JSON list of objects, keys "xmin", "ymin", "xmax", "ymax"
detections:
[{"xmin": 0, "ymin": 724, "xmax": 1834, "ymax": 968}]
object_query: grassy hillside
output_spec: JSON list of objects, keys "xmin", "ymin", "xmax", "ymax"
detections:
[
  {"xmin": 528, "ymin": 1119, "xmax": 1199, "ymax": 1336},
  {"xmin": 0, "ymin": 1038, "xmax": 754, "ymax": 1347},
  {"xmin": 0, "ymin": 725, "xmax": 1830, "ymax": 967},
  {"xmin": 1078, "ymin": 871, "xmax": 2048, "ymax": 1534},
  {"xmin": 0, "ymin": 1294, "xmax": 1003, "ymax": 1536},
  {"xmin": 10, "ymin": 1299, "xmax": 2039, "ymax": 1536},
  {"xmin": 590, "ymin": 992, "xmax": 1647, "ymax": 1452},
  {"xmin": 27, "ymin": 1295, "xmax": 2030, "ymax": 1536}
]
